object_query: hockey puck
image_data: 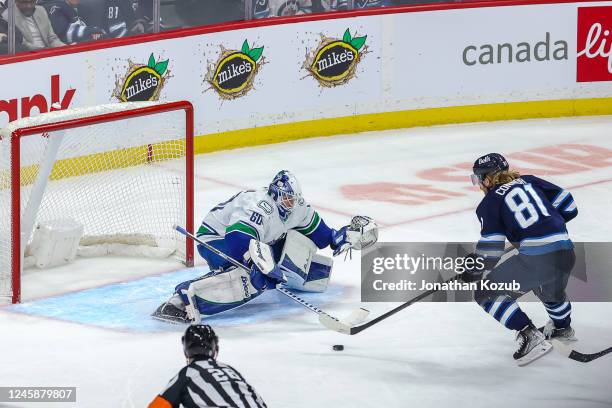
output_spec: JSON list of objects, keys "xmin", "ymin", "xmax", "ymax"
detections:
[{"xmin": 333, "ymin": 344, "xmax": 344, "ymax": 351}]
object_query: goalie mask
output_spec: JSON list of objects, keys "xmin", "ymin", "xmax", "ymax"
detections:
[{"xmin": 268, "ymin": 170, "xmax": 302, "ymax": 221}]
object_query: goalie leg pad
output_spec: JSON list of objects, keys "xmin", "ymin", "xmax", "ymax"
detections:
[
  {"xmin": 279, "ymin": 230, "xmax": 317, "ymax": 280},
  {"xmin": 298, "ymin": 254, "xmax": 333, "ymax": 293},
  {"xmin": 175, "ymin": 268, "xmax": 261, "ymax": 317},
  {"xmin": 279, "ymin": 231, "xmax": 333, "ymax": 292}
]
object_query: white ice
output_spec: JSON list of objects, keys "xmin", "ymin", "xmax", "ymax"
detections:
[{"xmin": 1, "ymin": 116, "xmax": 611, "ymax": 408}]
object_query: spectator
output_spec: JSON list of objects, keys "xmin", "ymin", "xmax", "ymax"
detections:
[
  {"xmin": 101, "ymin": 0, "xmax": 139, "ymax": 38},
  {"xmin": 130, "ymin": 0, "xmax": 154, "ymax": 33},
  {"xmin": 256, "ymin": 0, "xmax": 347, "ymax": 18},
  {"xmin": 149, "ymin": 325, "xmax": 267, "ymax": 408},
  {"xmin": 354, "ymin": 0, "xmax": 393, "ymax": 8},
  {"xmin": 174, "ymin": 0, "xmax": 243, "ymax": 27},
  {"xmin": 1, "ymin": 0, "xmax": 64, "ymax": 51},
  {"xmin": 1, "ymin": 15, "xmax": 24, "ymax": 53},
  {"xmin": 41, "ymin": 0, "xmax": 106, "ymax": 43}
]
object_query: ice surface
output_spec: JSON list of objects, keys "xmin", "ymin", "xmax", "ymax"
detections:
[{"xmin": 1, "ymin": 116, "xmax": 611, "ymax": 407}]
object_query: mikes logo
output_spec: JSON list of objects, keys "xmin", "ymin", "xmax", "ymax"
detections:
[
  {"xmin": 304, "ymin": 29, "xmax": 367, "ymax": 88},
  {"xmin": 577, "ymin": 6, "xmax": 612, "ymax": 82},
  {"xmin": 114, "ymin": 53, "xmax": 169, "ymax": 102},
  {"xmin": 206, "ymin": 40, "xmax": 264, "ymax": 100},
  {"xmin": 0, "ymin": 74, "xmax": 75, "ymax": 124}
]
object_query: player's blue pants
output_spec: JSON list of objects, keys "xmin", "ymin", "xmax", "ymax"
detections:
[
  {"xmin": 196, "ymin": 239, "xmax": 235, "ymax": 272},
  {"xmin": 196, "ymin": 237, "xmax": 285, "ymax": 270},
  {"xmin": 474, "ymin": 248, "xmax": 576, "ymax": 331}
]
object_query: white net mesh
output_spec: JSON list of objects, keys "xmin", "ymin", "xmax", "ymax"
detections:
[{"xmin": 0, "ymin": 102, "xmax": 191, "ymax": 303}]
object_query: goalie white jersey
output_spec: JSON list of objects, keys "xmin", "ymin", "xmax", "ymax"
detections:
[{"xmin": 197, "ymin": 188, "xmax": 318, "ymax": 245}]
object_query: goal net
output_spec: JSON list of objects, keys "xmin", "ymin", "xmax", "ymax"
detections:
[{"xmin": 0, "ymin": 101, "xmax": 194, "ymax": 303}]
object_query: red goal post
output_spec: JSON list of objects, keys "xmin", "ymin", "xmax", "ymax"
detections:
[{"xmin": 0, "ymin": 101, "xmax": 195, "ymax": 304}]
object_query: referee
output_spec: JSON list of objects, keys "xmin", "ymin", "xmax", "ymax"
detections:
[{"xmin": 149, "ymin": 324, "xmax": 267, "ymax": 408}]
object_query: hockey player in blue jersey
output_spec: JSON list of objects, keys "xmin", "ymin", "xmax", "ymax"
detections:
[
  {"xmin": 153, "ymin": 170, "xmax": 377, "ymax": 324},
  {"xmin": 461, "ymin": 153, "xmax": 577, "ymax": 366},
  {"xmin": 42, "ymin": 0, "xmax": 106, "ymax": 44}
]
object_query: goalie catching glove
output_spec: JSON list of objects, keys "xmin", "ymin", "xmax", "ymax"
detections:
[{"xmin": 331, "ymin": 215, "xmax": 378, "ymax": 257}]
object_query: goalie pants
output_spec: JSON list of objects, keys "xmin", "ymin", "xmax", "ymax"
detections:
[
  {"xmin": 197, "ymin": 238, "xmax": 234, "ymax": 272},
  {"xmin": 196, "ymin": 237, "xmax": 285, "ymax": 272},
  {"xmin": 473, "ymin": 248, "xmax": 576, "ymax": 331}
]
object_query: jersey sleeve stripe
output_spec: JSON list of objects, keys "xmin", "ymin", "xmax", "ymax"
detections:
[
  {"xmin": 479, "ymin": 233, "xmax": 506, "ymax": 242},
  {"xmin": 520, "ymin": 232, "xmax": 570, "ymax": 245},
  {"xmin": 197, "ymin": 222, "xmax": 219, "ymax": 237},
  {"xmin": 475, "ymin": 249, "xmax": 505, "ymax": 258},
  {"xmin": 476, "ymin": 240, "xmax": 505, "ymax": 249},
  {"xmin": 476, "ymin": 239, "xmax": 505, "ymax": 258},
  {"xmin": 226, "ymin": 221, "xmax": 260, "ymax": 240},
  {"xmin": 295, "ymin": 211, "xmax": 321, "ymax": 236},
  {"xmin": 552, "ymin": 190, "xmax": 570, "ymax": 208},
  {"xmin": 563, "ymin": 200, "xmax": 577, "ymax": 212}
]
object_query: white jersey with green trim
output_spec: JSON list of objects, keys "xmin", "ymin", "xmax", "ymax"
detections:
[{"xmin": 197, "ymin": 188, "xmax": 319, "ymax": 244}]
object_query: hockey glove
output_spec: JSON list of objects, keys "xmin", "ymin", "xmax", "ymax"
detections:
[
  {"xmin": 249, "ymin": 263, "xmax": 286, "ymax": 291},
  {"xmin": 331, "ymin": 226, "xmax": 351, "ymax": 257},
  {"xmin": 331, "ymin": 216, "xmax": 379, "ymax": 257},
  {"xmin": 458, "ymin": 253, "xmax": 486, "ymax": 283}
]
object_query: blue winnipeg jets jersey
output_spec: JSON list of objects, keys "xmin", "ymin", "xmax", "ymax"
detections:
[
  {"xmin": 475, "ymin": 175, "xmax": 577, "ymax": 264},
  {"xmin": 354, "ymin": 0, "xmax": 393, "ymax": 8}
]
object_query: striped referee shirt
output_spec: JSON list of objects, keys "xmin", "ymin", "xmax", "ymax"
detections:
[{"xmin": 149, "ymin": 358, "xmax": 267, "ymax": 408}]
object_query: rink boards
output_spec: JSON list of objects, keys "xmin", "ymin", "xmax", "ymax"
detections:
[{"xmin": 0, "ymin": 1, "xmax": 611, "ymax": 154}]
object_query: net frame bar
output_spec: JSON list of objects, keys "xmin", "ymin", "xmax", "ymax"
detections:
[{"xmin": 7, "ymin": 101, "xmax": 195, "ymax": 303}]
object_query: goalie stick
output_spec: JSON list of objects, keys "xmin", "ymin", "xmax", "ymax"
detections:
[
  {"xmin": 174, "ymin": 225, "xmax": 369, "ymax": 331},
  {"xmin": 551, "ymin": 340, "xmax": 612, "ymax": 363}
]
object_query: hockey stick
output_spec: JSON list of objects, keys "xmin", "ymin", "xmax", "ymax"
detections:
[
  {"xmin": 551, "ymin": 339, "xmax": 612, "ymax": 363},
  {"xmin": 325, "ymin": 247, "xmax": 521, "ymax": 335},
  {"xmin": 322, "ymin": 275, "xmax": 460, "ymax": 335},
  {"xmin": 174, "ymin": 225, "xmax": 370, "ymax": 330}
]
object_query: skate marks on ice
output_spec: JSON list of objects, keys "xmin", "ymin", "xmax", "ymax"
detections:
[{"xmin": 8, "ymin": 267, "xmax": 344, "ymax": 333}]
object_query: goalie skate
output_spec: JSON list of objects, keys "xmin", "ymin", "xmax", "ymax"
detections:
[{"xmin": 151, "ymin": 301, "xmax": 191, "ymax": 324}]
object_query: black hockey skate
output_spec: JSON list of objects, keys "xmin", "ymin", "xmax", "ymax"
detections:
[
  {"xmin": 151, "ymin": 301, "xmax": 191, "ymax": 324},
  {"xmin": 538, "ymin": 320, "xmax": 577, "ymax": 342},
  {"xmin": 514, "ymin": 324, "xmax": 552, "ymax": 366}
]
